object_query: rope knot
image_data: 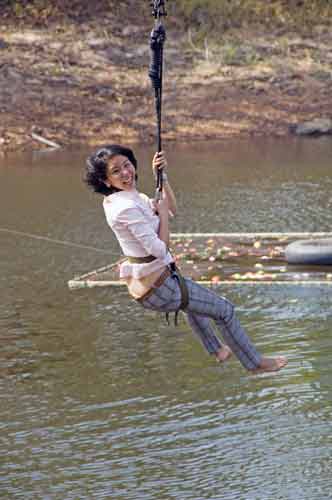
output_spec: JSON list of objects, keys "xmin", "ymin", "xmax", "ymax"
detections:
[
  {"xmin": 149, "ymin": 25, "xmax": 166, "ymax": 91},
  {"xmin": 150, "ymin": 24, "xmax": 166, "ymax": 49}
]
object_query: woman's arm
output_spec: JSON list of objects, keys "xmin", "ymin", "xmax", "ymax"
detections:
[
  {"xmin": 162, "ymin": 176, "xmax": 177, "ymax": 217},
  {"xmin": 152, "ymin": 151, "xmax": 177, "ymax": 216},
  {"xmin": 157, "ymin": 197, "xmax": 170, "ymax": 248}
]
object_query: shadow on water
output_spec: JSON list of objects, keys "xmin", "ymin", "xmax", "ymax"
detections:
[{"xmin": 0, "ymin": 138, "xmax": 332, "ymax": 499}]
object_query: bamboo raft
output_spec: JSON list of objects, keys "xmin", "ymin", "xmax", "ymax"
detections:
[{"xmin": 68, "ymin": 232, "xmax": 332, "ymax": 289}]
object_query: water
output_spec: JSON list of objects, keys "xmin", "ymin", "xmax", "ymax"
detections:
[{"xmin": 0, "ymin": 138, "xmax": 332, "ymax": 499}]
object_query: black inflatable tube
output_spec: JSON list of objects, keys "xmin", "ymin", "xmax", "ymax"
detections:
[{"xmin": 285, "ymin": 238, "xmax": 332, "ymax": 265}]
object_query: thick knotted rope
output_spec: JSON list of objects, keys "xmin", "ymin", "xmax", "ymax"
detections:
[{"xmin": 149, "ymin": 1, "xmax": 167, "ymax": 199}]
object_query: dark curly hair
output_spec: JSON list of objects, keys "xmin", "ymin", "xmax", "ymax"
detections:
[{"xmin": 84, "ymin": 144, "xmax": 138, "ymax": 195}]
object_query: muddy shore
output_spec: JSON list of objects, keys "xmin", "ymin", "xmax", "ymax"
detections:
[{"xmin": 1, "ymin": 11, "xmax": 331, "ymax": 153}]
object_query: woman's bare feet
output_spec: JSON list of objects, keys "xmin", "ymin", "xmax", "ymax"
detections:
[
  {"xmin": 216, "ymin": 345, "xmax": 233, "ymax": 363},
  {"xmin": 250, "ymin": 356, "xmax": 288, "ymax": 374}
]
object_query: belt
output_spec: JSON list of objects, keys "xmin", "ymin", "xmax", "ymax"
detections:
[
  {"xmin": 136, "ymin": 267, "xmax": 172, "ymax": 303},
  {"xmin": 127, "ymin": 255, "xmax": 157, "ymax": 264}
]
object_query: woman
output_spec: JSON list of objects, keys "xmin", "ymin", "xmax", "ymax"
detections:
[{"xmin": 85, "ymin": 144, "xmax": 287, "ymax": 373}]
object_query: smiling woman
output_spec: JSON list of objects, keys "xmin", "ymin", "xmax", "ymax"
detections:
[
  {"xmin": 83, "ymin": 143, "xmax": 288, "ymax": 375},
  {"xmin": 106, "ymin": 155, "xmax": 137, "ymax": 191},
  {"xmin": 85, "ymin": 145, "xmax": 138, "ymax": 196}
]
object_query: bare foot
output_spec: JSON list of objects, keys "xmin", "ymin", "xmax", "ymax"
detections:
[
  {"xmin": 216, "ymin": 345, "xmax": 233, "ymax": 363},
  {"xmin": 250, "ymin": 356, "xmax": 288, "ymax": 374}
]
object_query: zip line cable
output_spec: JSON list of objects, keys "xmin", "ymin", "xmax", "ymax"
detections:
[{"xmin": 0, "ymin": 227, "xmax": 116, "ymax": 255}]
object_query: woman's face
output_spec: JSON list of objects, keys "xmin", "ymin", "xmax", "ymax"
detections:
[{"xmin": 105, "ymin": 154, "xmax": 136, "ymax": 191}]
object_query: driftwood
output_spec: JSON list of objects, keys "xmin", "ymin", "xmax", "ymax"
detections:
[{"xmin": 31, "ymin": 132, "xmax": 61, "ymax": 149}]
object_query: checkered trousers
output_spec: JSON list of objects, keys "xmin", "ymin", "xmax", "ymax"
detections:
[{"xmin": 139, "ymin": 275, "xmax": 262, "ymax": 370}]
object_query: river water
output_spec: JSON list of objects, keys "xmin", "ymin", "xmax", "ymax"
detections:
[{"xmin": 0, "ymin": 138, "xmax": 332, "ymax": 499}]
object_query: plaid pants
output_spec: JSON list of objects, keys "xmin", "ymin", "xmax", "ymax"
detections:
[{"xmin": 139, "ymin": 275, "xmax": 262, "ymax": 370}]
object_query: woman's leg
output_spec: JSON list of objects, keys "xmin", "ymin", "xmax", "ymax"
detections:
[
  {"xmin": 141, "ymin": 276, "xmax": 259, "ymax": 368},
  {"xmin": 184, "ymin": 278, "xmax": 287, "ymax": 372},
  {"xmin": 186, "ymin": 312, "xmax": 233, "ymax": 362},
  {"xmin": 182, "ymin": 279, "xmax": 261, "ymax": 370},
  {"xmin": 140, "ymin": 276, "xmax": 225, "ymax": 357},
  {"xmin": 140, "ymin": 275, "xmax": 286, "ymax": 372}
]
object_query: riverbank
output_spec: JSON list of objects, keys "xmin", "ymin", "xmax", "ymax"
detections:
[{"xmin": 1, "ymin": 6, "xmax": 331, "ymax": 153}]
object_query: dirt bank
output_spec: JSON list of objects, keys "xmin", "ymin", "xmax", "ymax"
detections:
[{"xmin": 0, "ymin": 7, "xmax": 331, "ymax": 153}]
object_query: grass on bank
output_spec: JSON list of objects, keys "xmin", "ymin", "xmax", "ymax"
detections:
[
  {"xmin": 174, "ymin": 0, "xmax": 332, "ymax": 77},
  {"xmin": 2, "ymin": 0, "xmax": 332, "ymax": 78},
  {"xmin": 3, "ymin": 0, "xmax": 332, "ymax": 32},
  {"xmin": 176, "ymin": 0, "xmax": 332, "ymax": 33}
]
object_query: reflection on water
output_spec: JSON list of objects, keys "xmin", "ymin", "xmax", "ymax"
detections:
[{"xmin": 0, "ymin": 138, "xmax": 332, "ymax": 499}]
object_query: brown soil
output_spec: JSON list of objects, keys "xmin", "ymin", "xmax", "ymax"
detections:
[{"xmin": 0, "ymin": 6, "xmax": 331, "ymax": 153}]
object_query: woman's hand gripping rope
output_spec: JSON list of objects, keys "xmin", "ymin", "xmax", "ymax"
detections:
[
  {"xmin": 152, "ymin": 151, "xmax": 177, "ymax": 216},
  {"xmin": 152, "ymin": 150, "xmax": 168, "ymax": 179}
]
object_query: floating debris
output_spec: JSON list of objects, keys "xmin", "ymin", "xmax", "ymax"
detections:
[{"xmin": 68, "ymin": 233, "xmax": 332, "ymax": 288}]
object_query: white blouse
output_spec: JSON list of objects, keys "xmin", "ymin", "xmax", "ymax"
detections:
[{"xmin": 103, "ymin": 190, "xmax": 173, "ymax": 279}]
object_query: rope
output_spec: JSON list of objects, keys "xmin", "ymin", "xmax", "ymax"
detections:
[
  {"xmin": 149, "ymin": 1, "xmax": 167, "ymax": 200},
  {"xmin": 0, "ymin": 227, "xmax": 115, "ymax": 255}
]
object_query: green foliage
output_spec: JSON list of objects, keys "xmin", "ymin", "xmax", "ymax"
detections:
[
  {"xmin": 3, "ymin": 0, "xmax": 332, "ymax": 31},
  {"xmin": 176, "ymin": 0, "xmax": 332, "ymax": 32},
  {"xmin": 221, "ymin": 41, "xmax": 259, "ymax": 66},
  {"xmin": 1, "ymin": 0, "xmax": 131, "ymax": 24}
]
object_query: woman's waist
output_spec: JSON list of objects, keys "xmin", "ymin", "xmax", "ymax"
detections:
[
  {"xmin": 123, "ymin": 266, "xmax": 170, "ymax": 299},
  {"xmin": 120, "ymin": 253, "xmax": 173, "ymax": 276}
]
